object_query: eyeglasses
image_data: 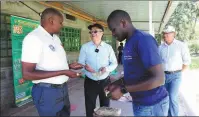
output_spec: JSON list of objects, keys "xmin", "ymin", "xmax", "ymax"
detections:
[{"xmin": 89, "ymin": 30, "xmax": 103, "ymax": 34}]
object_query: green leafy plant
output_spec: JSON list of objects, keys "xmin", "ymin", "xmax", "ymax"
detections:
[
  {"xmin": 190, "ymin": 43, "xmax": 199, "ymax": 54},
  {"xmin": 166, "ymin": 1, "xmax": 199, "ymax": 41}
]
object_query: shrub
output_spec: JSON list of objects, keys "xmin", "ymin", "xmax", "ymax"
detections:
[{"xmin": 190, "ymin": 43, "xmax": 199, "ymax": 54}]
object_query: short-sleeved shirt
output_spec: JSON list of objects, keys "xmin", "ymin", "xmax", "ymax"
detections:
[
  {"xmin": 21, "ymin": 25, "xmax": 69, "ymax": 84},
  {"xmin": 123, "ymin": 29, "xmax": 168, "ymax": 105}
]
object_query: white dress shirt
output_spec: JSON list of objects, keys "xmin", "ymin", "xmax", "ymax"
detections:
[
  {"xmin": 21, "ymin": 25, "xmax": 69, "ymax": 84},
  {"xmin": 78, "ymin": 41, "xmax": 118, "ymax": 81},
  {"xmin": 159, "ymin": 39, "xmax": 191, "ymax": 71}
]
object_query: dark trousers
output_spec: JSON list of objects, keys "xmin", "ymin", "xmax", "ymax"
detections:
[
  {"xmin": 84, "ymin": 76, "xmax": 110, "ymax": 117},
  {"xmin": 32, "ymin": 83, "xmax": 70, "ymax": 116}
]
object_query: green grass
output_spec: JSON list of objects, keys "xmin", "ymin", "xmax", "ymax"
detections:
[{"xmin": 190, "ymin": 57, "xmax": 199, "ymax": 70}]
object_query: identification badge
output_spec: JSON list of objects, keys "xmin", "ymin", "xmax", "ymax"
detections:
[{"xmin": 49, "ymin": 45, "xmax": 55, "ymax": 51}]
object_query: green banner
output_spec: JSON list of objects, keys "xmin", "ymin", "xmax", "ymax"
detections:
[{"xmin": 11, "ymin": 16, "xmax": 39, "ymax": 107}]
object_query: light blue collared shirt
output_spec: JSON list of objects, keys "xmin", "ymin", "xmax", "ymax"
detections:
[{"xmin": 78, "ymin": 41, "xmax": 118, "ymax": 81}]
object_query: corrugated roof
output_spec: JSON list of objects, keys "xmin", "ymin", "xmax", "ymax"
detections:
[{"xmin": 64, "ymin": 1, "xmax": 179, "ymax": 34}]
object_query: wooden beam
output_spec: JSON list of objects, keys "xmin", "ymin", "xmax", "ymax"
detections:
[
  {"xmin": 37, "ymin": 1, "xmax": 107, "ymax": 27},
  {"xmin": 131, "ymin": 21, "xmax": 163, "ymax": 23},
  {"xmin": 158, "ymin": 0, "xmax": 172, "ymax": 33}
]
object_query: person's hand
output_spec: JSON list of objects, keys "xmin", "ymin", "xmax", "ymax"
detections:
[
  {"xmin": 64, "ymin": 70, "xmax": 82, "ymax": 78},
  {"xmin": 69, "ymin": 62, "xmax": 84, "ymax": 70},
  {"xmin": 85, "ymin": 64, "xmax": 95, "ymax": 73},
  {"xmin": 106, "ymin": 85, "xmax": 123, "ymax": 100},
  {"xmin": 110, "ymin": 85, "xmax": 123, "ymax": 100},
  {"xmin": 99, "ymin": 67, "xmax": 106, "ymax": 74}
]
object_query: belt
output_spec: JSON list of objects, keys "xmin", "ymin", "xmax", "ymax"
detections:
[
  {"xmin": 86, "ymin": 76, "xmax": 110, "ymax": 84},
  {"xmin": 164, "ymin": 70, "xmax": 181, "ymax": 74},
  {"xmin": 34, "ymin": 82, "xmax": 67, "ymax": 88}
]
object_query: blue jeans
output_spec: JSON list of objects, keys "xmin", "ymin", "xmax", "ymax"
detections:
[
  {"xmin": 133, "ymin": 96, "xmax": 169, "ymax": 116},
  {"xmin": 165, "ymin": 72, "xmax": 182, "ymax": 116},
  {"xmin": 32, "ymin": 83, "xmax": 70, "ymax": 116}
]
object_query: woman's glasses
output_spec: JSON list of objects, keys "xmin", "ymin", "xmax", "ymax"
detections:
[{"xmin": 89, "ymin": 30, "xmax": 103, "ymax": 34}]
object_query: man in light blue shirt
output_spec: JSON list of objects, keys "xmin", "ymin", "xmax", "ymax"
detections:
[
  {"xmin": 78, "ymin": 23, "xmax": 117, "ymax": 117},
  {"xmin": 159, "ymin": 25, "xmax": 191, "ymax": 116}
]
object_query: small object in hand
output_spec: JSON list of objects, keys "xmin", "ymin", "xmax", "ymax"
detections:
[
  {"xmin": 70, "ymin": 62, "xmax": 84, "ymax": 69},
  {"xmin": 106, "ymin": 77, "xmax": 127, "ymax": 93},
  {"xmin": 107, "ymin": 92, "xmax": 112, "ymax": 98},
  {"xmin": 19, "ymin": 78, "xmax": 25, "ymax": 84},
  {"xmin": 94, "ymin": 107, "xmax": 121, "ymax": 116},
  {"xmin": 105, "ymin": 90, "xmax": 111, "ymax": 98},
  {"xmin": 105, "ymin": 85, "xmax": 118, "ymax": 98}
]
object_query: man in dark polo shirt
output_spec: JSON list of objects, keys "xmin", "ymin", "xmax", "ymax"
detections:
[{"xmin": 106, "ymin": 10, "xmax": 169, "ymax": 116}]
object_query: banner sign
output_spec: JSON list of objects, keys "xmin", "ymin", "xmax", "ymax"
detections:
[{"xmin": 11, "ymin": 16, "xmax": 39, "ymax": 107}]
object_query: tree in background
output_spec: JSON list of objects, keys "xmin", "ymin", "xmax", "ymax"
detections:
[
  {"xmin": 155, "ymin": 34, "xmax": 161, "ymax": 45},
  {"xmin": 190, "ymin": 43, "xmax": 199, "ymax": 54},
  {"xmin": 166, "ymin": 1, "xmax": 199, "ymax": 41}
]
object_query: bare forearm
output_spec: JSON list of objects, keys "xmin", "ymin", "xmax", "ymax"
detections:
[
  {"xmin": 125, "ymin": 76, "xmax": 164, "ymax": 93},
  {"xmin": 182, "ymin": 64, "xmax": 188, "ymax": 71},
  {"xmin": 23, "ymin": 70, "xmax": 67, "ymax": 80}
]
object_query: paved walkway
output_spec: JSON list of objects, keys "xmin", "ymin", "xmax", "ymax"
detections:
[
  {"xmin": 9, "ymin": 78, "xmax": 189, "ymax": 116},
  {"xmin": 179, "ymin": 69, "xmax": 199, "ymax": 116},
  {"xmin": 2, "ymin": 65, "xmax": 197, "ymax": 116}
]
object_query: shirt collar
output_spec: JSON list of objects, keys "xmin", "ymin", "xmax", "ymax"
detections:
[
  {"xmin": 38, "ymin": 25, "xmax": 55, "ymax": 38},
  {"xmin": 91, "ymin": 41, "xmax": 105, "ymax": 46}
]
